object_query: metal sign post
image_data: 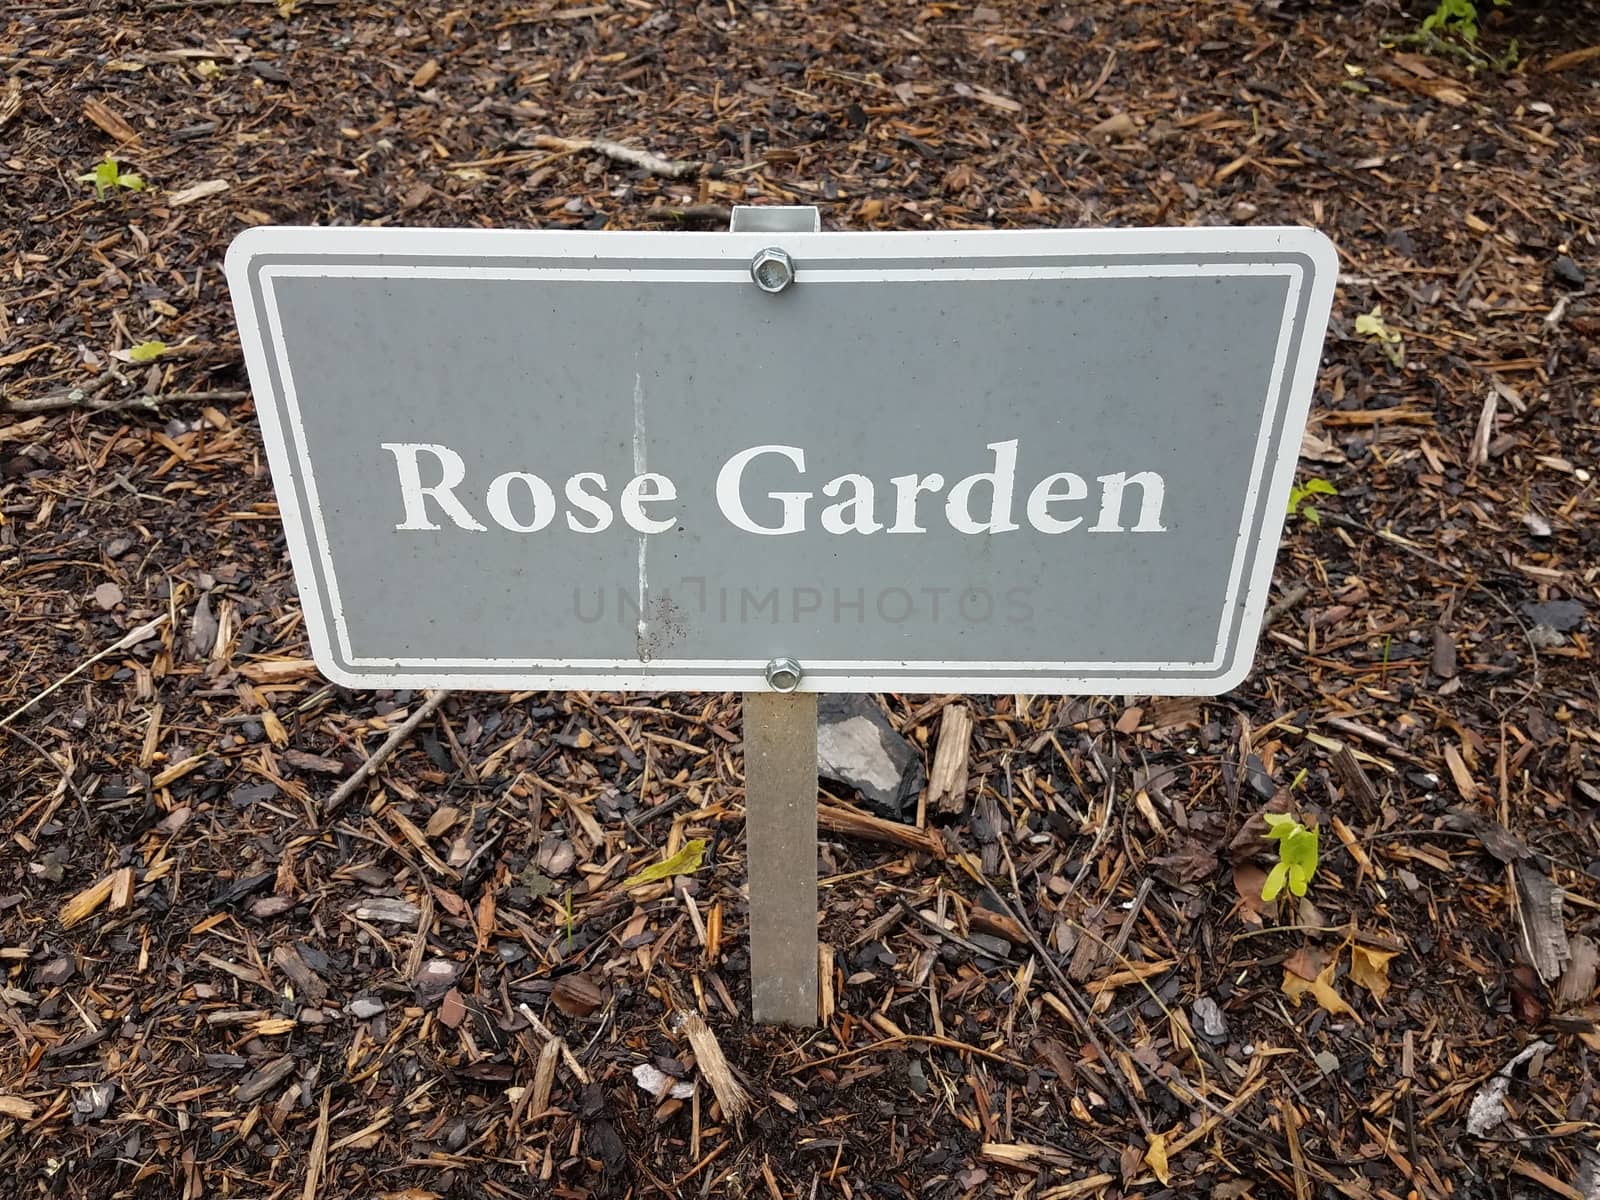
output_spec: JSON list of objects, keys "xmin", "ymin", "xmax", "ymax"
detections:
[
  {"xmin": 731, "ymin": 208, "xmax": 823, "ymax": 1026},
  {"xmin": 744, "ymin": 660, "xmax": 817, "ymax": 1026}
]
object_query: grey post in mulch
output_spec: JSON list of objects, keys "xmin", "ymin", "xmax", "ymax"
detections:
[
  {"xmin": 744, "ymin": 663, "xmax": 819, "ymax": 1027},
  {"xmin": 730, "ymin": 206, "xmax": 825, "ymax": 1027}
]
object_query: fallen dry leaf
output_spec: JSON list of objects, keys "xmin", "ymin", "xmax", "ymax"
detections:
[
  {"xmin": 1283, "ymin": 944, "xmax": 1329, "ymax": 983},
  {"xmin": 621, "ymin": 838, "xmax": 705, "ymax": 888},
  {"xmin": 1231, "ymin": 863, "xmax": 1271, "ymax": 924},
  {"xmin": 1144, "ymin": 1131, "xmax": 1170, "ymax": 1185},
  {"xmin": 1350, "ymin": 944, "xmax": 1399, "ymax": 1001},
  {"xmin": 1282, "ymin": 959, "xmax": 1360, "ymax": 1023}
]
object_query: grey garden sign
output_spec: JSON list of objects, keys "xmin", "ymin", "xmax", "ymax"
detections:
[
  {"xmin": 228, "ymin": 217, "xmax": 1336, "ymax": 1027},
  {"xmin": 226, "ymin": 223, "xmax": 1336, "ymax": 696}
]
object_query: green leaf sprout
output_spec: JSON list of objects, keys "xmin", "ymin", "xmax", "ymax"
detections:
[
  {"xmin": 1261, "ymin": 812, "xmax": 1320, "ymax": 901},
  {"xmin": 78, "ymin": 155, "xmax": 147, "ymax": 199},
  {"xmin": 1287, "ymin": 477, "xmax": 1337, "ymax": 524}
]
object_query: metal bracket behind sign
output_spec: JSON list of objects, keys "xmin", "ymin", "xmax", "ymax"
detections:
[
  {"xmin": 736, "ymin": 206, "xmax": 822, "ymax": 1027},
  {"xmin": 728, "ymin": 205, "xmax": 822, "ymax": 234}
]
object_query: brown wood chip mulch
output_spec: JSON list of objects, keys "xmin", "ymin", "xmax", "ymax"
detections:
[{"xmin": 4, "ymin": 1, "xmax": 1600, "ymax": 1197}]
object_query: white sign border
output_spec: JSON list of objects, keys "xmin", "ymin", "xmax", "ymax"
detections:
[{"xmin": 228, "ymin": 225, "xmax": 1337, "ymax": 695}]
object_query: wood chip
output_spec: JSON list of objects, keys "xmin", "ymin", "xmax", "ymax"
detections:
[
  {"xmin": 83, "ymin": 97, "xmax": 140, "ymax": 143},
  {"xmin": 60, "ymin": 874, "xmax": 117, "ymax": 929},
  {"xmin": 167, "ymin": 179, "xmax": 230, "ymax": 206},
  {"xmin": 678, "ymin": 1009, "xmax": 749, "ymax": 1125},
  {"xmin": 927, "ymin": 703, "xmax": 973, "ymax": 816}
]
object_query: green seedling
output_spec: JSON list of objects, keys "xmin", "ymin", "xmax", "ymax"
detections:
[
  {"xmin": 78, "ymin": 155, "xmax": 147, "ymax": 199},
  {"xmin": 1261, "ymin": 812, "xmax": 1319, "ymax": 901},
  {"xmin": 1423, "ymin": 0, "xmax": 1509, "ymax": 44},
  {"xmin": 1287, "ymin": 477, "xmax": 1337, "ymax": 524},
  {"xmin": 1354, "ymin": 306, "xmax": 1404, "ymax": 368},
  {"xmin": 1395, "ymin": 0, "xmax": 1518, "ymax": 69}
]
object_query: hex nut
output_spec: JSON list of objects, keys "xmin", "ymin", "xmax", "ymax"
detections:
[
  {"xmin": 750, "ymin": 247, "xmax": 796, "ymax": 293},
  {"xmin": 763, "ymin": 656, "xmax": 803, "ymax": 691}
]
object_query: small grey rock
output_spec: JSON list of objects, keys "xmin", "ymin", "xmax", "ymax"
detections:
[
  {"xmin": 1553, "ymin": 255, "xmax": 1586, "ymax": 289},
  {"xmin": 1314, "ymin": 1050, "xmax": 1341, "ymax": 1076},
  {"xmin": 905, "ymin": 1058, "xmax": 929, "ymax": 1096},
  {"xmin": 346, "ymin": 996, "xmax": 385, "ymax": 1019},
  {"xmin": 1192, "ymin": 996, "xmax": 1228, "ymax": 1043},
  {"xmin": 1522, "ymin": 598, "xmax": 1585, "ymax": 633},
  {"xmin": 350, "ymin": 897, "xmax": 422, "ymax": 925},
  {"xmin": 71, "ymin": 1082, "xmax": 115, "ymax": 1125},
  {"xmin": 537, "ymin": 836, "xmax": 576, "ymax": 877},
  {"xmin": 413, "ymin": 958, "xmax": 459, "ymax": 1006},
  {"xmin": 816, "ymin": 695, "xmax": 924, "ymax": 821},
  {"xmin": 1528, "ymin": 624, "xmax": 1567, "ymax": 650}
]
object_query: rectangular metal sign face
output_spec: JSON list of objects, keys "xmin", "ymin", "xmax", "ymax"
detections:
[{"xmin": 227, "ymin": 225, "xmax": 1336, "ymax": 695}]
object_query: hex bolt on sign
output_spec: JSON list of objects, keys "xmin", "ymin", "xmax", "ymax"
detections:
[
  {"xmin": 764, "ymin": 657, "xmax": 802, "ymax": 692},
  {"xmin": 750, "ymin": 247, "xmax": 795, "ymax": 293}
]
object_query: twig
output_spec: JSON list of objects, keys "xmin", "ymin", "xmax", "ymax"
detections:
[
  {"xmin": 1056, "ymin": 736, "xmax": 1116, "ymax": 907},
  {"xmin": 6, "ymin": 724, "xmax": 95, "ymax": 836},
  {"xmin": 4, "ymin": 381, "xmax": 249, "ymax": 415},
  {"xmin": 321, "ymin": 690, "xmax": 451, "ymax": 818},
  {"xmin": 3, "ymin": 369, "xmax": 119, "ymax": 413},
  {"xmin": 786, "ymin": 1032, "xmax": 1025, "ymax": 1073},
  {"xmin": 0, "ymin": 613, "xmax": 169, "ymax": 732},
  {"xmin": 1263, "ymin": 582, "xmax": 1310, "ymax": 629},
  {"xmin": 817, "ymin": 801, "xmax": 943, "ymax": 855},
  {"xmin": 531, "ymin": 134, "xmax": 700, "ymax": 179},
  {"xmin": 947, "ymin": 853, "xmax": 1152, "ymax": 1138},
  {"xmin": 137, "ymin": 389, "xmax": 250, "ymax": 406},
  {"xmin": 517, "ymin": 1003, "xmax": 592, "ymax": 1085},
  {"xmin": 899, "ymin": 901, "xmax": 1014, "ymax": 962},
  {"xmin": 144, "ymin": 0, "xmax": 337, "ymax": 10}
]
